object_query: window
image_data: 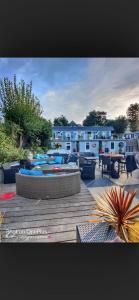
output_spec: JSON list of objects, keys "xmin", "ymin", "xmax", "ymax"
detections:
[
  {"xmin": 66, "ymin": 132, "xmax": 70, "ymax": 141},
  {"xmin": 131, "ymin": 134, "xmax": 134, "ymax": 138},
  {"xmin": 87, "ymin": 132, "xmax": 92, "ymax": 140},
  {"xmin": 126, "ymin": 146, "xmax": 133, "ymax": 152},
  {"xmin": 66, "ymin": 142, "xmax": 70, "ymax": 150},
  {"xmin": 102, "ymin": 132, "xmax": 106, "ymax": 139},
  {"xmin": 57, "ymin": 131, "xmax": 62, "ymax": 138},
  {"xmin": 86, "ymin": 142, "xmax": 90, "ymax": 150},
  {"xmin": 111, "ymin": 142, "xmax": 114, "ymax": 150}
]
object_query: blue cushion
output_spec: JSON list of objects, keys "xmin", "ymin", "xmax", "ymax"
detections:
[
  {"xmin": 46, "ymin": 173, "xmax": 56, "ymax": 176},
  {"xmin": 34, "ymin": 154, "xmax": 48, "ymax": 159},
  {"xmin": 48, "ymin": 161, "xmax": 56, "ymax": 165},
  {"xmin": 34, "ymin": 154, "xmax": 41, "ymax": 159},
  {"xmin": 54, "ymin": 156, "xmax": 63, "ymax": 164},
  {"xmin": 30, "ymin": 170, "xmax": 43, "ymax": 176},
  {"xmin": 19, "ymin": 168, "xmax": 30, "ymax": 175},
  {"xmin": 32, "ymin": 160, "xmax": 46, "ymax": 166},
  {"xmin": 19, "ymin": 168, "xmax": 43, "ymax": 176}
]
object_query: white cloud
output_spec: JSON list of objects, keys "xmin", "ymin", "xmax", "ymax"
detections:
[{"xmin": 40, "ymin": 58, "xmax": 139, "ymax": 123}]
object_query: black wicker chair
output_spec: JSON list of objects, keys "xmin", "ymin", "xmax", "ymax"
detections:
[
  {"xmin": 80, "ymin": 161, "xmax": 96, "ymax": 180},
  {"xmin": 62, "ymin": 154, "xmax": 69, "ymax": 164},
  {"xmin": 19, "ymin": 159, "xmax": 32, "ymax": 170},
  {"xmin": 76, "ymin": 222, "xmax": 117, "ymax": 242},
  {"xmin": 101, "ymin": 156, "xmax": 112, "ymax": 178},
  {"xmin": 68, "ymin": 154, "xmax": 78, "ymax": 164},
  {"xmin": 99, "ymin": 154, "xmax": 103, "ymax": 168},
  {"xmin": 126, "ymin": 155, "xmax": 138, "ymax": 178},
  {"xmin": 2, "ymin": 163, "xmax": 20, "ymax": 184}
]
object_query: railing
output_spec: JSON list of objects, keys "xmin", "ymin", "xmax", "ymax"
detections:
[{"xmin": 51, "ymin": 136, "xmax": 113, "ymax": 141}]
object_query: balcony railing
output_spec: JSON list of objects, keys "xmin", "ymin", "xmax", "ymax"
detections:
[{"xmin": 52, "ymin": 135, "xmax": 112, "ymax": 141}]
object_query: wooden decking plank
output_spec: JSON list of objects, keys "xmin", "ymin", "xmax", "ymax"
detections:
[
  {"xmin": 4, "ymin": 203, "xmax": 95, "ymax": 218},
  {"xmin": 1, "ymin": 214, "xmax": 91, "ymax": 230},
  {"xmin": 0, "ymin": 180, "xmax": 96, "ymax": 242},
  {"xmin": 0, "ymin": 194, "xmax": 93, "ymax": 208},
  {"xmin": 1, "ymin": 222, "xmax": 87, "ymax": 239},
  {"xmin": 3, "ymin": 209, "xmax": 92, "ymax": 224},
  {"xmin": 0, "ymin": 200, "xmax": 95, "ymax": 213}
]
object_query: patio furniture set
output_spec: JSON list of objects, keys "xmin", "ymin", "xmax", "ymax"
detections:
[
  {"xmin": 0, "ymin": 151, "xmax": 139, "ymax": 243},
  {"xmin": 99, "ymin": 153, "xmax": 138, "ymax": 179}
]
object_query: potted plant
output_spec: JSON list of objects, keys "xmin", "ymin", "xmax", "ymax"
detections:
[{"xmin": 89, "ymin": 187, "xmax": 139, "ymax": 242}]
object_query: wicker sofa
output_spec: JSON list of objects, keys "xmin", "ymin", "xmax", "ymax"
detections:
[{"xmin": 16, "ymin": 171, "xmax": 81, "ymax": 199}]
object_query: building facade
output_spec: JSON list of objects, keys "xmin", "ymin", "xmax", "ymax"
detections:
[
  {"xmin": 51, "ymin": 125, "xmax": 127, "ymax": 155},
  {"xmin": 123, "ymin": 131, "xmax": 139, "ymax": 153}
]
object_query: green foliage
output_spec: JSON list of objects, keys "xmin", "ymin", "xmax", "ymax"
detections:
[
  {"xmin": 0, "ymin": 128, "xmax": 29, "ymax": 164},
  {"xmin": 0, "ymin": 75, "xmax": 52, "ymax": 148},
  {"xmin": 127, "ymin": 103, "xmax": 139, "ymax": 131},
  {"xmin": 83, "ymin": 110, "xmax": 107, "ymax": 126},
  {"xmin": 54, "ymin": 115, "xmax": 69, "ymax": 126},
  {"xmin": 106, "ymin": 116, "xmax": 128, "ymax": 134}
]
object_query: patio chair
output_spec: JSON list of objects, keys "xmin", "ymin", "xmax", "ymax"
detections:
[
  {"xmin": 101, "ymin": 156, "xmax": 112, "ymax": 178},
  {"xmin": 119, "ymin": 156, "xmax": 126, "ymax": 173},
  {"xmin": 99, "ymin": 154, "xmax": 103, "ymax": 168},
  {"xmin": 79, "ymin": 156, "xmax": 88, "ymax": 167},
  {"xmin": 19, "ymin": 159, "xmax": 32, "ymax": 170},
  {"xmin": 80, "ymin": 161, "xmax": 96, "ymax": 180},
  {"xmin": 2, "ymin": 163, "xmax": 20, "ymax": 184},
  {"xmin": 68, "ymin": 154, "xmax": 78, "ymax": 164},
  {"xmin": 125, "ymin": 155, "xmax": 138, "ymax": 178},
  {"xmin": 62, "ymin": 154, "xmax": 69, "ymax": 164}
]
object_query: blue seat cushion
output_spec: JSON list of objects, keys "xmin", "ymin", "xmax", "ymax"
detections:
[
  {"xmin": 19, "ymin": 169, "xmax": 43, "ymax": 176},
  {"xmin": 46, "ymin": 173, "xmax": 56, "ymax": 176},
  {"xmin": 48, "ymin": 160, "xmax": 56, "ymax": 165},
  {"xmin": 34, "ymin": 154, "xmax": 49, "ymax": 159},
  {"xmin": 54, "ymin": 156, "xmax": 63, "ymax": 164},
  {"xmin": 34, "ymin": 154, "xmax": 41, "ymax": 159},
  {"xmin": 32, "ymin": 160, "xmax": 46, "ymax": 166}
]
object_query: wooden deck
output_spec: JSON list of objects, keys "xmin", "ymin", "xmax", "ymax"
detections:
[{"xmin": 0, "ymin": 181, "xmax": 96, "ymax": 242}]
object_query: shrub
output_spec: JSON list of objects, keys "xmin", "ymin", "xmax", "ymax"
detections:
[{"xmin": 0, "ymin": 129, "xmax": 29, "ymax": 164}]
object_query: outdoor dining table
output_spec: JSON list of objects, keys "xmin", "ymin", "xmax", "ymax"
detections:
[
  {"xmin": 83, "ymin": 156, "xmax": 97, "ymax": 161},
  {"xmin": 100, "ymin": 153, "xmax": 125, "ymax": 178}
]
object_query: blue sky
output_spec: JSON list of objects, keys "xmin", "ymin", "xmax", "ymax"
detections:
[{"xmin": 0, "ymin": 57, "xmax": 139, "ymax": 123}]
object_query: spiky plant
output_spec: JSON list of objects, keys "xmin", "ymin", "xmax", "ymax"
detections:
[{"xmin": 89, "ymin": 187, "xmax": 139, "ymax": 242}]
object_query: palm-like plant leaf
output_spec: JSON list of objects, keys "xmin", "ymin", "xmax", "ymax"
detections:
[{"xmin": 89, "ymin": 187, "xmax": 139, "ymax": 242}]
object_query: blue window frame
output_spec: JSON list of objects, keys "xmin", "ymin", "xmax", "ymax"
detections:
[
  {"xmin": 111, "ymin": 142, "xmax": 114, "ymax": 150},
  {"xmin": 86, "ymin": 142, "xmax": 90, "ymax": 150}
]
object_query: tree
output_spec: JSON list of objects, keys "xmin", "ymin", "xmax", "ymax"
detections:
[
  {"xmin": 83, "ymin": 110, "xmax": 107, "ymax": 126},
  {"xmin": 127, "ymin": 103, "xmax": 139, "ymax": 131},
  {"xmin": 106, "ymin": 116, "xmax": 128, "ymax": 135},
  {"xmin": 114, "ymin": 116, "xmax": 128, "ymax": 134},
  {"xmin": 54, "ymin": 115, "xmax": 69, "ymax": 126},
  {"xmin": 0, "ymin": 75, "xmax": 52, "ymax": 148}
]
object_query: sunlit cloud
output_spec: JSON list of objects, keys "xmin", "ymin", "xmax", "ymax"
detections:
[{"xmin": 0, "ymin": 57, "xmax": 139, "ymax": 123}]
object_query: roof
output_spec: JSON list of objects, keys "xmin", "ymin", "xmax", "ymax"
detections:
[{"xmin": 53, "ymin": 125, "xmax": 114, "ymax": 131}]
